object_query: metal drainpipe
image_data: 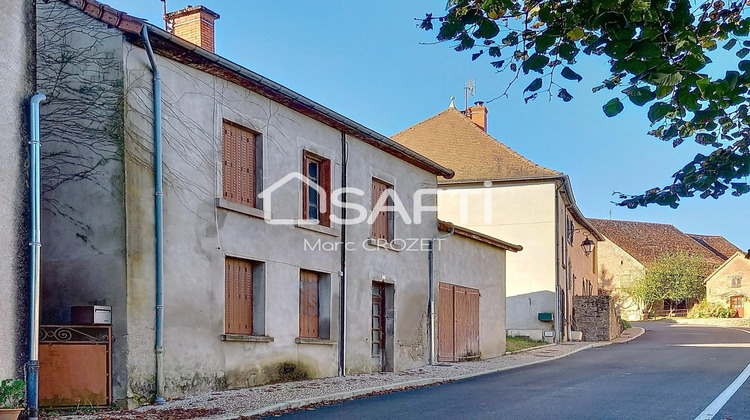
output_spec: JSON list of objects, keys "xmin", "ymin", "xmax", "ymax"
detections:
[
  {"xmin": 27, "ymin": 92, "xmax": 46, "ymax": 420},
  {"xmin": 338, "ymin": 131, "xmax": 347, "ymax": 377},
  {"xmin": 554, "ymin": 179, "xmax": 564, "ymax": 345},
  {"xmin": 141, "ymin": 26, "xmax": 166, "ymax": 405},
  {"xmin": 428, "ymin": 225, "xmax": 454, "ymax": 365}
]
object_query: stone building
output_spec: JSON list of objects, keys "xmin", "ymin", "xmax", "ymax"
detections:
[
  {"xmin": 35, "ymin": 0, "xmax": 518, "ymax": 405},
  {"xmin": 705, "ymin": 252, "xmax": 750, "ymax": 318},
  {"xmin": 392, "ymin": 103, "xmax": 603, "ymax": 343}
]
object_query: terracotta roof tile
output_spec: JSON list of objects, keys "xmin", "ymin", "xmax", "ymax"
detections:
[
  {"xmin": 686, "ymin": 234, "xmax": 742, "ymax": 261},
  {"xmin": 589, "ymin": 219, "xmax": 725, "ymax": 271},
  {"xmin": 391, "ymin": 108, "xmax": 561, "ymax": 182}
]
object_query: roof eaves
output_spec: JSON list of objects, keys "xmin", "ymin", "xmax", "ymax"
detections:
[{"xmin": 438, "ymin": 220, "xmax": 523, "ymax": 252}]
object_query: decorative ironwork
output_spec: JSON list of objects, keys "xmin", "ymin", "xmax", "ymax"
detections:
[{"xmin": 40, "ymin": 325, "xmax": 110, "ymax": 343}]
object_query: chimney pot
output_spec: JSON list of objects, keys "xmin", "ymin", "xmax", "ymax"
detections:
[{"xmin": 165, "ymin": 5, "xmax": 220, "ymax": 53}]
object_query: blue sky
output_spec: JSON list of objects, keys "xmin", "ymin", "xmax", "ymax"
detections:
[{"xmin": 108, "ymin": 0, "xmax": 749, "ymax": 249}]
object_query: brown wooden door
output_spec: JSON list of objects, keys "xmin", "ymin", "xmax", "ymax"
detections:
[
  {"xmin": 371, "ymin": 283, "xmax": 386, "ymax": 370},
  {"xmin": 299, "ymin": 271, "xmax": 320, "ymax": 338},
  {"xmin": 438, "ymin": 283, "xmax": 480, "ymax": 362},
  {"xmin": 731, "ymin": 296, "xmax": 744, "ymax": 318}
]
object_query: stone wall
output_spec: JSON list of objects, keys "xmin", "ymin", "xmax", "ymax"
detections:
[{"xmin": 573, "ymin": 295, "xmax": 620, "ymax": 341}]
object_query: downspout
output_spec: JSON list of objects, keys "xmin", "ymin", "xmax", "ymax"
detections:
[
  {"xmin": 338, "ymin": 131, "xmax": 347, "ymax": 377},
  {"xmin": 428, "ymin": 225, "xmax": 454, "ymax": 365},
  {"xmin": 141, "ymin": 26, "xmax": 166, "ymax": 405},
  {"xmin": 27, "ymin": 92, "xmax": 46, "ymax": 420},
  {"xmin": 554, "ymin": 179, "xmax": 564, "ymax": 345}
]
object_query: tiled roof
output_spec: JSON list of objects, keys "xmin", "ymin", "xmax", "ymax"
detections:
[
  {"xmin": 589, "ymin": 219, "xmax": 725, "ymax": 271},
  {"xmin": 687, "ymin": 234, "xmax": 742, "ymax": 261},
  {"xmin": 391, "ymin": 108, "xmax": 561, "ymax": 182},
  {"xmin": 438, "ymin": 220, "xmax": 523, "ymax": 252}
]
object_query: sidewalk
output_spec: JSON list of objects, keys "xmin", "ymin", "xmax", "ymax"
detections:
[{"xmin": 81, "ymin": 328, "xmax": 644, "ymax": 420}]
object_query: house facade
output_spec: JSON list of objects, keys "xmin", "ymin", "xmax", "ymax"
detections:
[
  {"xmin": 0, "ymin": 0, "xmax": 35, "ymax": 380},
  {"xmin": 392, "ymin": 104, "xmax": 603, "ymax": 343},
  {"xmin": 590, "ymin": 219, "xmax": 731, "ymax": 320},
  {"xmin": 35, "ymin": 0, "xmax": 516, "ymax": 405},
  {"xmin": 706, "ymin": 252, "xmax": 750, "ymax": 318}
]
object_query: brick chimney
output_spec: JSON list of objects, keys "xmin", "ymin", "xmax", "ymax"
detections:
[
  {"xmin": 165, "ymin": 5, "xmax": 220, "ymax": 53},
  {"xmin": 466, "ymin": 101, "xmax": 488, "ymax": 132}
]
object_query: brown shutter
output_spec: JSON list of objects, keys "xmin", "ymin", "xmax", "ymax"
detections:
[
  {"xmin": 319, "ymin": 159, "xmax": 331, "ymax": 227},
  {"xmin": 302, "ymin": 154, "xmax": 310, "ymax": 220},
  {"xmin": 299, "ymin": 270, "xmax": 320, "ymax": 338},
  {"xmin": 222, "ymin": 121, "xmax": 256, "ymax": 207},
  {"xmin": 371, "ymin": 179, "xmax": 390, "ymax": 240},
  {"xmin": 225, "ymin": 258, "xmax": 253, "ymax": 335}
]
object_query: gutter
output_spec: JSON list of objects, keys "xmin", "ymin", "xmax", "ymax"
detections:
[
  {"xmin": 141, "ymin": 26, "xmax": 166, "ymax": 405},
  {"xmin": 137, "ymin": 24, "xmax": 454, "ymax": 179},
  {"xmin": 27, "ymin": 92, "xmax": 46, "ymax": 420},
  {"xmin": 428, "ymin": 223, "xmax": 455, "ymax": 365}
]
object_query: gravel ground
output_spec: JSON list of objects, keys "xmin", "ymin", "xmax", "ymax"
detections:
[{"xmin": 63, "ymin": 341, "xmax": 594, "ymax": 420}]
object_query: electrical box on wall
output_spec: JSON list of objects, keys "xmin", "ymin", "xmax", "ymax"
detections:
[
  {"xmin": 71, "ymin": 305, "xmax": 112, "ymax": 325},
  {"xmin": 538, "ymin": 312, "xmax": 554, "ymax": 322}
]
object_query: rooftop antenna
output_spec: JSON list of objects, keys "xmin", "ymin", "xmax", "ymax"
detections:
[
  {"xmin": 464, "ymin": 79, "xmax": 476, "ymax": 111},
  {"xmin": 161, "ymin": 0, "xmax": 169, "ymax": 31},
  {"xmin": 609, "ymin": 209, "xmax": 613, "ymax": 220}
]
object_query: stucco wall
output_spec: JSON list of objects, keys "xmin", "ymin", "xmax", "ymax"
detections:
[
  {"xmin": 435, "ymin": 234, "xmax": 507, "ymax": 359},
  {"xmin": 706, "ymin": 255, "xmax": 750, "ymax": 316},
  {"xmin": 437, "ymin": 181, "xmax": 556, "ymax": 339},
  {"xmin": 36, "ymin": 0, "xmax": 130, "ymax": 397},
  {"xmin": 596, "ymin": 237, "xmax": 646, "ymax": 320},
  {"xmin": 0, "ymin": 0, "xmax": 34, "ymax": 379},
  {"xmin": 123, "ymin": 35, "xmax": 439, "ymax": 397}
]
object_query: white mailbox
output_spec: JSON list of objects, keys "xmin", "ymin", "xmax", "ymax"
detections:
[{"xmin": 71, "ymin": 305, "xmax": 112, "ymax": 325}]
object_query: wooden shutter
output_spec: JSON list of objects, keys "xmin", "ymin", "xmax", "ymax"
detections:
[
  {"xmin": 225, "ymin": 258, "xmax": 253, "ymax": 335},
  {"xmin": 299, "ymin": 270, "xmax": 320, "ymax": 338},
  {"xmin": 222, "ymin": 121, "xmax": 256, "ymax": 207},
  {"xmin": 371, "ymin": 179, "xmax": 390, "ymax": 240},
  {"xmin": 319, "ymin": 159, "xmax": 332, "ymax": 227}
]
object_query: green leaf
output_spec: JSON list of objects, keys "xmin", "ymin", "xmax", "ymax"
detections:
[
  {"xmin": 535, "ymin": 34, "xmax": 555, "ymax": 53},
  {"xmin": 522, "ymin": 53, "xmax": 550, "ymax": 74},
  {"xmin": 488, "ymin": 46, "xmax": 501, "ymax": 57},
  {"xmin": 739, "ymin": 60, "xmax": 750, "ymax": 72},
  {"xmin": 472, "ymin": 50, "xmax": 484, "ymax": 61},
  {"xmin": 648, "ymin": 102, "xmax": 672, "ymax": 123},
  {"xmin": 656, "ymin": 85, "xmax": 673, "ymax": 98},
  {"xmin": 474, "ymin": 19, "xmax": 500, "ymax": 39},
  {"xmin": 490, "ymin": 60, "xmax": 505, "ymax": 68},
  {"xmin": 558, "ymin": 43, "xmax": 579, "ymax": 61},
  {"xmin": 561, "ymin": 67, "xmax": 583, "ymax": 82},
  {"xmin": 603, "ymin": 98, "xmax": 624, "ymax": 117},
  {"xmin": 626, "ymin": 86, "xmax": 656, "ymax": 106},
  {"xmin": 524, "ymin": 78, "xmax": 543, "ymax": 92},
  {"xmin": 737, "ymin": 48, "xmax": 750, "ymax": 58},
  {"xmin": 567, "ymin": 27, "xmax": 585, "ymax": 41},
  {"xmin": 723, "ymin": 39, "xmax": 737, "ymax": 50},
  {"xmin": 558, "ymin": 88, "xmax": 574, "ymax": 102}
]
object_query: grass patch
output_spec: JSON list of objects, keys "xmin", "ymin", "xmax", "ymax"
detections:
[{"xmin": 506, "ymin": 336, "xmax": 547, "ymax": 353}]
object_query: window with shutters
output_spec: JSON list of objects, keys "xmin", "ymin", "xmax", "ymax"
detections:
[
  {"xmin": 298, "ymin": 270, "xmax": 332, "ymax": 340},
  {"xmin": 371, "ymin": 178, "xmax": 394, "ymax": 242},
  {"xmin": 222, "ymin": 120, "xmax": 261, "ymax": 208},
  {"xmin": 731, "ymin": 276, "xmax": 743, "ymax": 288},
  {"xmin": 225, "ymin": 257, "xmax": 255, "ymax": 335},
  {"xmin": 302, "ymin": 152, "xmax": 331, "ymax": 227}
]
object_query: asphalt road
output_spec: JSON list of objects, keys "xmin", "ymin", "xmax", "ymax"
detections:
[{"xmin": 266, "ymin": 321, "xmax": 750, "ymax": 420}]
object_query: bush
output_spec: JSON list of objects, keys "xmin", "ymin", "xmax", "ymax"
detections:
[
  {"xmin": 688, "ymin": 300, "xmax": 738, "ymax": 318},
  {"xmin": 620, "ymin": 319, "xmax": 631, "ymax": 330}
]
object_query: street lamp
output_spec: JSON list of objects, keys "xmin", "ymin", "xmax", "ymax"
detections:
[{"xmin": 581, "ymin": 237, "xmax": 595, "ymax": 256}]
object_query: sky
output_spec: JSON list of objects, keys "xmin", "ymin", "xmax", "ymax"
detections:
[{"xmin": 106, "ymin": 0, "xmax": 749, "ymax": 249}]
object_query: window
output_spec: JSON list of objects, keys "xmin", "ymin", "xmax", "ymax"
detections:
[
  {"xmin": 371, "ymin": 178, "xmax": 394, "ymax": 241},
  {"xmin": 731, "ymin": 276, "xmax": 743, "ymax": 288},
  {"xmin": 302, "ymin": 152, "xmax": 331, "ymax": 226},
  {"xmin": 224, "ymin": 257, "xmax": 265, "ymax": 336},
  {"xmin": 299, "ymin": 270, "xmax": 331, "ymax": 339},
  {"xmin": 566, "ymin": 217, "xmax": 574, "ymax": 245},
  {"xmin": 222, "ymin": 120, "xmax": 261, "ymax": 208}
]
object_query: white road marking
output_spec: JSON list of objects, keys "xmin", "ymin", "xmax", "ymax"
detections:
[{"xmin": 694, "ymin": 361, "xmax": 750, "ymax": 420}]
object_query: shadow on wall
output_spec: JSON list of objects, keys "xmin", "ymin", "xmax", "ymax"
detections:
[{"xmin": 506, "ymin": 290, "xmax": 556, "ymax": 341}]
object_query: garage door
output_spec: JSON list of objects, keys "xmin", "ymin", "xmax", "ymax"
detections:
[{"xmin": 438, "ymin": 282, "xmax": 480, "ymax": 362}]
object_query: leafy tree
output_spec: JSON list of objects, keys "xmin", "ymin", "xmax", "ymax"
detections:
[
  {"xmin": 419, "ymin": 0, "xmax": 750, "ymax": 207},
  {"xmin": 623, "ymin": 252, "xmax": 708, "ymax": 312}
]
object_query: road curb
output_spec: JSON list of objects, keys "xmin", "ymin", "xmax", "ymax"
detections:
[
  {"xmin": 503, "ymin": 342, "xmax": 556, "ymax": 355},
  {"xmin": 227, "ymin": 343, "xmax": 606, "ymax": 419}
]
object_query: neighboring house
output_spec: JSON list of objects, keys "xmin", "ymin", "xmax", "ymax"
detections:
[
  {"xmin": 590, "ymin": 219, "xmax": 729, "ymax": 320},
  {"xmin": 0, "ymin": 0, "xmax": 35, "ymax": 379},
  {"xmin": 705, "ymin": 252, "xmax": 750, "ymax": 318},
  {"xmin": 687, "ymin": 234, "xmax": 742, "ymax": 261},
  {"xmin": 392, "ymin": 103, "xmax": 603, "ymax": 343},
  {"xmin": 35, "ymin": 0, "xmax": 517, "ymax": 405}
]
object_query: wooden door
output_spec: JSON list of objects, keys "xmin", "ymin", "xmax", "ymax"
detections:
[
  {"xmin": 438, "ymin": 283, "xmax": 480, "ymax": 362},
  {"xmin": 299, "ymin": 271, "xmax": 320, "ymax": 338},
  {"xmin": 371, "ymin": 283, "xmax": 386, "ymax": 371},
  {"xmin": 730, "ymin": 296, "xmax": 744, "ymax": 318}
]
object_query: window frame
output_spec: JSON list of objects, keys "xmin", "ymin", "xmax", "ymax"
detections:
[
  {"xmin": 302, "ymin": 151, "xmax": 331, "ymax": 227},
  {"xmin": 731, "ymin": 275, "xmax": 743, "ymax": 288}
]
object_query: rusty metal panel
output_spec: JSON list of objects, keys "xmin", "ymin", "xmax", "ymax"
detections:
[
  {"xmin": 299, "ymin": 270, "xmax": 320, "ymax": 338},
  {"xmin": 225, "ymin": 258, "xmax": 253, "ymax": 335},
  {"xmin": 39, "ymin": 326, "xmax": 111, "ymax": 408},
  {"xmin": 222, "ymin": 120, "xmax": 256, "ymax": 207},
  {"xmin": 438, "ymin": 283, "xmax": 455, "ymax": 362}
]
